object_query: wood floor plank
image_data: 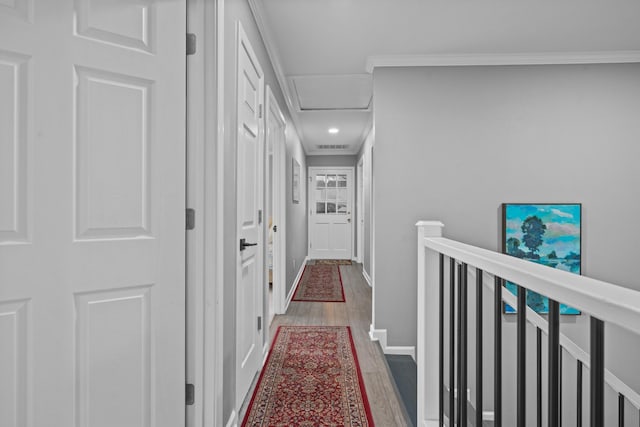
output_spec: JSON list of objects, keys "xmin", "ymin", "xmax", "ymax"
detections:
[{"xmin": 243, "ymin": 262, "xmax": 410, "ymax": 426}]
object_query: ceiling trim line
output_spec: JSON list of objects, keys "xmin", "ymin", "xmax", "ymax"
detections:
[
  {"xmin": 365, "ymin": 51, "xmax": 640, "ymax": 73},
  {"xmin": 248, "ymin": 0, "xmax": 308, "ymax": 154}
]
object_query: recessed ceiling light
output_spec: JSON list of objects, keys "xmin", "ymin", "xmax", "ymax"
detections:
[{"xmin": 328, "ymin": 127, "xmax": 339, "ymax": 134}]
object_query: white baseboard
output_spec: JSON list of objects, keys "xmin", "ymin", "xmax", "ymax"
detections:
[
  {"xmin": 369, "ymin": 324, "xmax": 387, "ymax": 347},
  {"xmin": 284, "ymin": 256, "xmax": 309, "ymax": 312},
  {"xmin": 368, "ymin": 325, "xmax": 415, "ymax": 361},
  {"xmin": 225, "ymin": 410, "xmax": 237, "ymax": 427},
  {"xmin": 362, "ymin": 268, "xmax": 372, "ymax": 287},
  {"xmin": 262, "ymin": 342, "xmax": 269, "ymax": 364}
]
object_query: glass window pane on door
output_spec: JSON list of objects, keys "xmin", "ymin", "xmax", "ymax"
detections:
[
  {"xmin": 327, "ymin": 202, "xmax": 336, "ymax": 213},
  {"xmin": 327, "ymin": 175, "xmax": 337, "ymax": 188},
  {"xmin": 316, "ymin": 175, "xmax": 326, "ymax": 188},
  {"xmin": 337, "ymin": 203, "xmax": 347, "ymax": 214},
  {"xmin": 326, "ymin": 189, "xmax": 336, "ymax": 201},
  {"xmin": 316, "ymin": 202, "xmax": 326, "ymax": 214},
  {"xmin": 337, "ymin": 174, "xmax": 347, "ymax": 187},
  {"xmin": 337, "ymin": 189, "xmax": 347, "ymax": 202},
  {"xmin": 315, "ymin": 189, "xmax": 326, "ymax": 201}
]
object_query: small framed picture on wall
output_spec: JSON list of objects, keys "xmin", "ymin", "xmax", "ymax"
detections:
[{"xmin": 292, "ymin": 158, "xmax": 300, "ymax": 203}]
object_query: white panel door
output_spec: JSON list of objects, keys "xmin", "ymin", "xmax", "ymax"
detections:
[
  {"xmin": 0, "ymin": 2, "xmax": 186, "ymax": 426},
  {"xmin": 235, "ymin": 23, "xmax": 265, "ymax": 410},
  {"xmin": 264, "ymin": 86, "xmax": 286, "ymax": 318},
  {"xmin": 308, "ymin": 167, "xmax": 354, "ymax": 260}
]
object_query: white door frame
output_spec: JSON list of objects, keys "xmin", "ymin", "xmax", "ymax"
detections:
[
  {"xmin": 185, "ymin": 0, "xmax": 224, "ymax": 426},
  {"xmin": 265, "ymin": 86, "xmax": 287, "ymax": 316},
  {"xmin": 307, "ymin": 166, "xmax": 356, "ymax": 260},
  {"xmin": 356, "ymin": 158, "xmax": 364, "ymax": 263}
]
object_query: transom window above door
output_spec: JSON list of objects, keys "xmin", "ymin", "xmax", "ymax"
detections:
[{"xmin": 315, "ymin": 174, "xmax": 348, "ymax": 214}]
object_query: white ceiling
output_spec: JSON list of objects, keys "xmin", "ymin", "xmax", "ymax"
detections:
[{"xmin": 249, "ymin": 0, "xmax": 640, "ymax": 155}]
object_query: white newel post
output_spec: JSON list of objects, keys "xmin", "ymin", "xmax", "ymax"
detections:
[{"xmin": 416, "ymin": 221, "xmax": 444, "ymax": 427}]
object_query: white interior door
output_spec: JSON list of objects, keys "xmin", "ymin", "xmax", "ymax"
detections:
[
  {"xmin": 357, "ymin": 159, "xmax": 364, "ymax": 263},
  {"xmin": 264, "ymin": 86, "xmax": 286, "ymax": 319},
  {"xmin": 308, "ymin": 167, "xmax": 354, "ymax": 260},
  {"xmin": 0, "ymin": 1, "xmax": 186, "ymax": 426},
  {"xmin": 236, "ymin": 23, "xmax": 265, "ymax": 410}
]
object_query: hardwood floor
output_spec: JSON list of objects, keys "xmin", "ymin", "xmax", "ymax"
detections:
[{"xmin": 240, "ymin": 261, "xmax": 411, "ymax": 426}]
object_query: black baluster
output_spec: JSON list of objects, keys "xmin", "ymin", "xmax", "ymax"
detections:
[
  {"xmin": 476, "ymin": 268, "xmax": 483, "ymax": 427},
  {"xmin": 517, "ymin": 285, "xmax": 527, "ymax": 427},
  {"xmin": 494, "ymin": 277, "xmax": 503, "ymax": 427},
  {"xmin": 457, "ymin": 263, "xmax": 462, "ymax": 425},
  {"xmin": 450, "ymin": 258, "xmax": 456, "ymax": 425},
  {"xmin": 577, "ymin": 360, "xmax": 583, "ymax": 427},
  {"xmin": 460, "ymin": 263, "xmax": 468, "ymax": 426},
  {"xmin": 619, "ymin": 393, "xmax": 625, "ymax": 427},
  {"xmin": 537, "ymin": 327, "xmax": 542, "ymax": 427},
  {"xmin": 590, "ymin": 317, "xmax": 605, "ymax": 427},
  {"xmin": 559, "ymin": 349, "xmax": 563, "ymax": 426},
  {"xmin": 549, "ymin": 299, "xmax": 560, "ymax": 427},
  {"xmin": 439, "ymin": 254, "xmax": 444, "ymax": 424}
]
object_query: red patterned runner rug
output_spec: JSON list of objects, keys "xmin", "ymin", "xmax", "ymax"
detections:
[
  {"xmin": 292, "ymin": 264, "xmax": 345, "ymax": 302},
  {"xmin": 241, "ymin": 326, "xmax": 375, "ymax": 427},
  {"xmin": 315, "ymin": 259, "xmax": 353, "ymax": 265}
]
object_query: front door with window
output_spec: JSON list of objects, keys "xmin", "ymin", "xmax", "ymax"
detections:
[{"xmin": 308, "ymin": 167, "xmax": 354, "ymax": 260}]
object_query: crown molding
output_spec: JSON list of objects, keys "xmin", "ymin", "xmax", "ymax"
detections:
[
  {"xmin": 365, "ymin": 51, "xmax": 640, "ymax": 73},
  {"xmin": 248, "ymin": 0, "xmax": 308, "ymax": 154}
]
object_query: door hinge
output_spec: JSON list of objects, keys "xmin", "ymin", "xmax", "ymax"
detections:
[
  {"xmin": 257, "ymin": 316, "xmax": 262, "ymax": 331},
  {"xmin": 258, "ymin": 209, "xmax": 262, "ymax": 224},
  {"xmin": 186, "ymin": 383, "xmax": 195, "ymax": 406},
  {"xmin": 258, "ymin": 104, "xmax": 263, "ymax": 119},
  {"xmin": 273, "ymin": 225, "xmax": 277, "ymax": 232},
  {"xmin": 186, "ymin": 33, "xmax": 196, "ymax": 55},
  {"xmin": 186, "ymin": 208, "xmax": 195, "ymax": 230}
]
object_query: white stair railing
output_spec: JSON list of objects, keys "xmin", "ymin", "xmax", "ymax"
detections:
[{"xmin": 416, "ymin": 221, "xmax": 640, "ymax": 427}]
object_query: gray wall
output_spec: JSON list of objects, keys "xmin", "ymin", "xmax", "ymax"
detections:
[
  {"xmin": 373, "ymin": 64, "xmax": 640, "ymax": 424},
  {"xmin": 221, "ymin": 0, "xmax": 307, "ymax": 421},
  {"xmin": 307, "ymin": 154, "xmax": 357, "ymax": 168},
  {"xmin": 285, "ymin": 127, "xmax": 307, "ymax": 297}
]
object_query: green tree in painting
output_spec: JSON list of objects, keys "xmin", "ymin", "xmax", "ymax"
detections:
[
  {"xmin": 521, "ymin": 216, "xmax": 546, "ymax": 258},
  {"xmin": 506, "ymin": 237, "xmax": 521, "ymax": 255},
  {"xmin": 547, "ymin": 250, "xmax": 557, "ymax": 259},
  {"xmin": 506, "ymin": 237, "xmax": 526, "ymax": 258}
]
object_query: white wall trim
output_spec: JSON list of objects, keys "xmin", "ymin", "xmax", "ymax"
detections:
[
  {"xmin": 285, "ymin": 256, "xmax": 309, "ymax": 311},
  {"xmin": 362, "ymin": 268, "xmax": 372, "ymax": 288},
  {"xmin": 368, "ymin": 324, "xmax": 386, "ymax": 347},
  {"xmin": 225, "ymin": 410, "xmax": 237, "ymax": 427},
  {"xmin": 185, "ymin": 1, "xmax": 224, "ymax": 426},
  {"xmin": 368, "ymin": 326, "xmax": 415, "ymax": 360},
  {"xmin": 365, "ymin": 50, "xmax": 640, "ymax": 73},
  {"xmin": 247, "ymin": 0, "xmax": 307, "ymax": 155}
]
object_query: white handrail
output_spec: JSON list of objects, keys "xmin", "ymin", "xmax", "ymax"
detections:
[
  {"xmin": 423, "ymin": 236, "xmax": 640, "ymax": 337},
  {"xmin": 415, "ymin": 221, "xmax": 640, "ymax": 426}
]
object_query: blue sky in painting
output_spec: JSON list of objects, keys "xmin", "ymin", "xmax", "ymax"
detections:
[{"xmin": 505, "ymin": 204, "xmax": 581, "ymax": 258}]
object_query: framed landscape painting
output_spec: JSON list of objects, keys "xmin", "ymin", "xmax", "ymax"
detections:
[{"xmin": 502, "ymin": 203, "xmax": 582, "ymax": 314}]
